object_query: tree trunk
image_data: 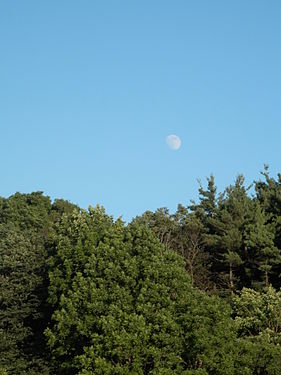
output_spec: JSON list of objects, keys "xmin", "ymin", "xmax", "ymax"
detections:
[
  {"xmin": 265, "ymin": 269, "xmax": 269, "ymax": 287},
  {"xmin": 229, "ymin": 262, "xmax": 234, "ymax": 297}
]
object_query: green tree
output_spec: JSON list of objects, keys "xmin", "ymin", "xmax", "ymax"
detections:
[
  {"xmin": 0, "ymin": 192, "xmax": 77, "ymax": 373},
  {"xmin": 0, "ymin": 193, "xmax": 52, "ymax": 374},
  {"xmin": 46, "ymin": 206, "xmax": 238, "ymax": 374},
  {"xmin": 255, "ymin": 165, "xmax": 281, "ymax": 287},
  {"xmin": 190, "ymin": 174, "xmax": 218, "ymax": 222},
  {"xmin": 173, "ymin": 205, "xmax": 211, "ymax": 290},
  {"xmin": 208, "ymin": 176, "xmax": 254, "ymax": 295},
  {"xmin": 182, "ymin": 292, "xmax": 237, "ymax": 375},
  {"xmin": 132, "ymin": 208, "xmax": 176, "ymax": 252},
  {"xmin": 244, "ymin": 203, "xmax": 281, "ymax": 288},
  {"xmin": 233, "ymin": 286, "xmax": 281, "ymax": 374},
  {"xmin": 46, "ymin": 207, "xmax": 188, "ymax": 374}
]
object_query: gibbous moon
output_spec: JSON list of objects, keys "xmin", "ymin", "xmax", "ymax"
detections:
[{"xmin": 166, "ymin": 134, "xmax": 181, "ymax": 150}]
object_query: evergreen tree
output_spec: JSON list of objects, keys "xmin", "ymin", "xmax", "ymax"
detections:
[
  {"xmin": 255, "ymin": 166, "xmax": 281, "ymax": 287},
  {"xmin": 190, "ymin": 174, "xmax": 218, "ymax": 223},
  {"xmin": 202, "ymin": 176, "xmax": 252, "ymax": 295},
  {"xmin": 244, "ymin": 202, "xmax": 281, "ymax": 288}
]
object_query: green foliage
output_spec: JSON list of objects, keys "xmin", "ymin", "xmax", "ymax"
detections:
[
  {"xmin": 182, "ymin": 292, "xmax": 237, "ymax": 375},
  {"xmin": 255, "ymin": 166, "xmax": 281, "ymax": 287},
  {"xmin": 0, "ymin": 192, "xmax": 77, "ymax": 374},
  {"xmin": 132, "ymin": 207, "xmax": 176, "ymax": 251},
  {"xmin": 233, "ymin": 286, "xmax": 281, "ymax": 340},
  {"xmin": 244, "ymin": 203, "xmax": 281, "ymax": 287},
  {"xmin": 190, "ymin": 174, "xmax": 217, "ymax": 220},
  {"xmin": 0, "ymin": 193, "xmax": 52, "ymax": 373},
  {"xmin": 2, "ymin": 167, "xmax": 281, "ymax": 374},
  {"xmin": 233, "ymin": 286, "xmax": 281, "ymax": 374},
  {"xmin": 191, "ymin": 175, "xmax": 253, "ymax": 294},
  {"xmin": 173, "ymin": 206, "xmax": 211, "ymax": 290},
  {"xmin": 134, "ymin": 206, "xmax": 211, "ymax": 291},
  {"xmin": 46, "ymin": 207, "xmax": 238, "ymax": 374},
  {"xmin": 46, "ymin": 208, "xmax": 187, "ymax": 373}
]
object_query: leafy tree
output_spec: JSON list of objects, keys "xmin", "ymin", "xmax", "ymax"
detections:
[
  {"xmin": 0, "ymin": 193, "xmax": 52, "ymax": 374},
  {"xmin": 0, "ymin": 192, "xmax": 77, "ymax": 373},
  {"xmin": 132, "ymin": 208, "xmax": 176, "ymax": 252},
  {"xmin": 46, "ymin": 206, "xmax": 238, "ymax": 374},
  {"xmin": 182, "ymin": 292, "xmax": 237, "ymax": 375},
  {"xmin": 232, "ymin": 286, "xmax": 281, "ymax": 374},
  {"xmin": 133, "ymin": 206, "xmax": 211, "ymax": 290},
  {"xmin": 173, "ymin": 205, "xmax": 211, "ymax": 290},
  {"xmin": 46, "ymin": 207, "xmax": 188, "ymax": 374},
  {"xmin": 5, "ymin": 167, "xmax": 281, "ymax": 374}
]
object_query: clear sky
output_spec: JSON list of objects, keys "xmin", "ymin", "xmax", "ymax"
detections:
[{"xmin": 1, "ymin": 1, "xmax": 281, "ymax": 221}]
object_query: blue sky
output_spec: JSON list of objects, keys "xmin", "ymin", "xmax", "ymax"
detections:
[{"xmin": 1, "ymin": 1, "xmax": 281, "ymax": 221}]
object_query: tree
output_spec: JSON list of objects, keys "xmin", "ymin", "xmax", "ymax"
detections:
[
  {"xmin": 244, "ymin": 203, "xmax": 281, "ymax": 288},
  {"xmin": 46, "ymin": 206, "xmax": 238, "ymax": 374},
  {"xmin": 0, "ymin": 192, "xmax": 77, "ymax": 373},
  {"xmin": 46, "ymin": 207, "xmax": 188, "ymax": 373},
  {"xmin": 196, "ymin": 175, "xmax": 251, "ymax": 295},
  {"xmin": 255, "ymin": 166, "xmax": 281, "ymax": 287},
  {"xmin": 232, "ymin": 286, "xmax": 281, "ymax": 374},
  {"xmin": 182, "ymin": 292, "xmax": 237, "ymax": 375},
  {"xmin": 190, "ymin": 174, "xmax": 218, "ymax": 221},
  {"xmin": 173, "ymin": 205, "xmax": 211, "ymax": 290},
  {"xmin": 132, "ymin": 208, "xmax": 176, "ymax": 252},
  {"xmin": 0, "ymin": 193, "xmax": 52, "ymax": 374}
]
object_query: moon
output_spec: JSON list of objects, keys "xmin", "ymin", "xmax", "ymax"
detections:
[{"xmin": 166, "ymin": 134, "xmax": 181, "ymax": 150}]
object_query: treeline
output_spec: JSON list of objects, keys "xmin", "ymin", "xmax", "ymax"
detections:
[
  {"xmin": 1, "ymin": 167, "xmax": 281, "ymax": 374},
  {"xmin": 134, "ymin": 166, "xmax": 281, "ymax": 294}
]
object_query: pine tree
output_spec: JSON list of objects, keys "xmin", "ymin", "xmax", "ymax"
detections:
[
  {"xmin": 244, "ymin": 203, "xmax": 281, "ymax": 288},
  {"xmin": 255, "ymin": 166, "xmax": 281, "ymax": 287},
  {"xmin": 200, "ymin": 175, "xmax": 252, "ymax": 295}
]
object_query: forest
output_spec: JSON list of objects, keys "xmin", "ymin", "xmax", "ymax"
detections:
[{"xmin": 1, "ymin": 166, "xmax": 281, "ymax": 374}]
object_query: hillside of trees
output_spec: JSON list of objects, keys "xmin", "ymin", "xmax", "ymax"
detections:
[{"xmin": 1, "ymin": 166, "xmax": 281, "ymax": 374}]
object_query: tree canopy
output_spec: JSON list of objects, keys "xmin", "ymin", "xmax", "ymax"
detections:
[{"xmin": 1, "ymin": 168, "xmax": 281, "ymax": 374}]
